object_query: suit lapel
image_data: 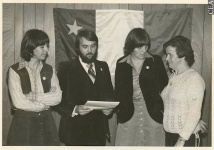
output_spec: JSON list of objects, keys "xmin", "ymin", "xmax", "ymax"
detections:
[
  {"xmin": 94, "ymin": 61, "xmax": 102, "ymax": 84},
  {"xmin": 71, "ymin": 59, "xmax": 93, "ymax": 85}
]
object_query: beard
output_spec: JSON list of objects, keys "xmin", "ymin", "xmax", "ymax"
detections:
[{"xmin": 79, "ymin": 51, "xmax": 98, "ymax": 64}]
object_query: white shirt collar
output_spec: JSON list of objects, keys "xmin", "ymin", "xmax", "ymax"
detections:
[
  {"xmin": 79, "ymin": 57, "xmax": 96, "ymax": 74},
  {"xmin": 118, "ymin": 52, "xmax": 153, "ymax": 64},
  {"xmin": 17, "ymin": 59, "xmax": 43, "ymax": 71}
]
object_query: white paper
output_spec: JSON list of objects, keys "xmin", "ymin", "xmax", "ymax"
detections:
[{"xmin": 84, "ymin": 101, "xmax": 119, "ymax": 110}]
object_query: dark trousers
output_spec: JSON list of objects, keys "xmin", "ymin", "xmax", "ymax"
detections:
[
  {"xmin": 165, "ymin": 131, "xmax": 199, "ymax": 147},
  {"xmin": 63, "ymin": 111, "xmax": 107, "ymax": 146}
]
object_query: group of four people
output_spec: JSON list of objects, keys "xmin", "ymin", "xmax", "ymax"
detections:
[{"xmin": 6, "ymin": 28, "xmax": 206, "ymax": 146}]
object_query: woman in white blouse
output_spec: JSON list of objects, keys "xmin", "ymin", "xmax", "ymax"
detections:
[
  {"xmin": 7, "ymin": 29, "xmax": 62, "ymax": 146},
  {"xmin": 161, "ymin": 36, "xmax": 205, "ymax": 147}
]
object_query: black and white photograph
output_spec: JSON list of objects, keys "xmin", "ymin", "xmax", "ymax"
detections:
[{"xmin": 2, "ymin": 0, "xmax": 212, "ymax": 148}]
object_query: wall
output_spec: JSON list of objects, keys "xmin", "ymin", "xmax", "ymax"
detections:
[{"xmin": 2, "ymin": 3, "xmax": 212, "ymax": 146}]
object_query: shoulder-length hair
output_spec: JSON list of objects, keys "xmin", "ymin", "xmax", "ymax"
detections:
[
  {"xmin": 21, "ymin": 29, "xmax": 49, "ymax": 61},
  {"xmin": 124, "ymin": 28, "xmax": 151, "ymax": 56}
]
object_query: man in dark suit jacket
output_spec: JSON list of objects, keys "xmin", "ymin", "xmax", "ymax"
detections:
[{"xmin": 53, "ymin": 29, "xmax": 114, "ymax": 146}]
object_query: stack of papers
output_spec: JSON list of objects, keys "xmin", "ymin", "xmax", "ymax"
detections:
[{"xmin": 84, "ymin": 101, "xmax": 120, "ymax": 110}]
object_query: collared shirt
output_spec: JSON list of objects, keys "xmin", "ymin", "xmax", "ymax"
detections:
[
  {"xmin": 8, "ymin": 60, "xmax": 62, "ymax": 112},
  {"xmin": 118, "ymin": 52, "xmax": 153, "ymax": 64},
  {"xmin": 71, "ymin": 57, "xmax": 96, "ymax": 117},
  {"xmin": 79, "ymin": 57, "xmax": 96, "ymax": 75},
  {"xmin": 115, "ymin": 53, "xmax": 165, "ymax": 146}
]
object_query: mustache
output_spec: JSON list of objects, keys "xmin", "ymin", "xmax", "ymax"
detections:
[{"xmin": 86, "ymin": 53, "xmax": 94, "ymax": 55}]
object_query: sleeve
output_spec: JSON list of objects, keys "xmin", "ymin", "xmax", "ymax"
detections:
[
  {"xmin": 102, "ymin": 62, "xmax": 114, "ymax": 101},
  {"xmin": 8, "ymin": 67, "xmax": 46, "ymax": 112},
  {"xmin": 114, "ymin": 62, "xmax": 134, "ymax": 123},
  {"xmin": 179, "ymin": 74, "xmax": 205, "ymax": 140},
  {"xmin": 51, "ymin": 62, "xmax": 76, "ymax": 117},
  {"xmin": 36, "ymin": 67, "xmax": 62, "ymax": 106}
]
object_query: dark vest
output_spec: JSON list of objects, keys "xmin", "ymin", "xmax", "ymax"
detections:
[
  {"xmin": 81, "ymin": 74, "xmax": 104, "ymax": 102},
  {"xmin": 11, "ymin": 62, "xmax": 53, "ymax": 94}
]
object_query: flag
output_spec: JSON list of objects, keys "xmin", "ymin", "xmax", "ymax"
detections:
[
  {"xmin": 53, "ymin": 8, "xmax": 192, "ymax": 83},
  {"xmin": 53, "ymin": 9, "xmax": 144, "ymax": 83},
  {"xmin": 53, "ymin": 9, "xmax": 96, "ymax": 67},
  {"xmin": 144, "ymin": 8, "xmax": 192, "ymax": 57},
  {"xmin": 96, "ymin": 10, "xmax": 144, "ymax": 79}
]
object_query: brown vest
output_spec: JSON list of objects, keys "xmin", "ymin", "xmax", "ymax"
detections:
[{"xmin": 11, "ymin": 62, "xmax": 53, "ymax": 94}]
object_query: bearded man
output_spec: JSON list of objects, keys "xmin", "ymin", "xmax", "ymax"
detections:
[{"xmin": 53, "ymin": 29, "xmax": 114, "ymax": 146}]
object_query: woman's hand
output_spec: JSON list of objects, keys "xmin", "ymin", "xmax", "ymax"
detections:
[
  {"xmin": 199, "ymin": 120, "xmax": 207, "ymax": 134},
  {"xmin": 102, "ymin": 108, "xmax": 113, "ymax": 115},
  {"xmin": 50, "ymin": 86, "xmax": 57, "ymax": 93},
  {"xmin": 174, "ymin": 137, "xmax": 185, "ymax": 147},
  {"xmin": 25, "ymin": 92, "xmax": 36, "ymax": 102},
  {"xmin": 174, "ymin": 140, "xmax": 185, "ymax": 147},
  {"xmin": 193, "ymin": 120, "xmax": 207, "ymax": 134}
]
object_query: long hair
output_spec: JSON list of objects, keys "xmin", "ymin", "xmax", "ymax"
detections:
[
  {"xmin": 21, "ymin": 29, "xmax": 49, "ymax": 61},
  {"xmin": 124, "ymin": 28, "xmax": 151, "ymax": 55}
]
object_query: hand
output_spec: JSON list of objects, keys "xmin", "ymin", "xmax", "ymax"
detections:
[
  {"xmin": 75, "ymin": 105, "xmax": 93, "ymax": 116},
  {"xmin": 102, "ymin": 108, "xmax": 113, "ymax": 115},
  {"xmin": 193, "ymin": 120, "xmax": 207, "ymax": 134},
  {"xmin": 34, "ymin": 102, "xmax": 49, "ymax": 112},
  {"xmin": 25, "ymin": 92, "xmax": 36, "ymax": 102},
  {"xmin": 199, "ymin": 120, "xmax": 207, "ymax": 134},
  {"xmin": 41, "ymin": 104, "xmax": 49, "ymax": 111},
  {"xmin": 174, "ymin": 137, "xmax": 185, "ymax": 147},
  {"xmin": 50, "ymin": 86, "xmax": 56, "ymax": 93}
]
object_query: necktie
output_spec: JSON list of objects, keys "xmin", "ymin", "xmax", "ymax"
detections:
[{"xmin": 87, "ymin": 63, "xmax": 96, "ymax": 82}]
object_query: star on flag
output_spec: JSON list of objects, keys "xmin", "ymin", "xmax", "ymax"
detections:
[{"xmin": 67, "ymin": 19, "xmax": 83, "ymax": 35}]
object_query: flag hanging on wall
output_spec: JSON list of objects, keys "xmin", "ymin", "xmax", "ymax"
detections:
[
  {"xmin": 53, "ymin": 8, "xmax": 144, "ymax": 77},
  {"xmin": 144, "ymin": 8, "xmax": 192, "ymax": 57},
  {"xmin": 53, "ymin": 8, "xmax": 192, "ymax": 84}
]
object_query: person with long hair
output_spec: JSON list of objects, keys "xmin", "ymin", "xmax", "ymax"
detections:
[
  {"xmin": 7, "ymin": 29, "xmax": 62, "ymax": 146},
  {"xmin": 115, "ymin": 28, "xmax": 168, "ymax": 146}
]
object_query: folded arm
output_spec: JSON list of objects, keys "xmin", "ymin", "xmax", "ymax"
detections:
[
  {"xmin": 8, "ymin": 68, "xmax": 47, "ymax": 112},
  {"xmin": 36, "ymin": 68, "xmax": 62, "ymax": 106}
]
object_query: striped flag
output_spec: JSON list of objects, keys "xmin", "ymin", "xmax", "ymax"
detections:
[
  {"xmin": 53, "ymin": 8, "xmax": 192, "ymax": 84},
  {"xmin": 53, "ymin": 9, "xmax": 144, "ymax": 85}
]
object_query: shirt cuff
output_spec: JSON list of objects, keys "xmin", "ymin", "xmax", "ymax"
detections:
[{"xmin": 71, "ymin": 106, "xmax": 78, "ymax": 117}]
